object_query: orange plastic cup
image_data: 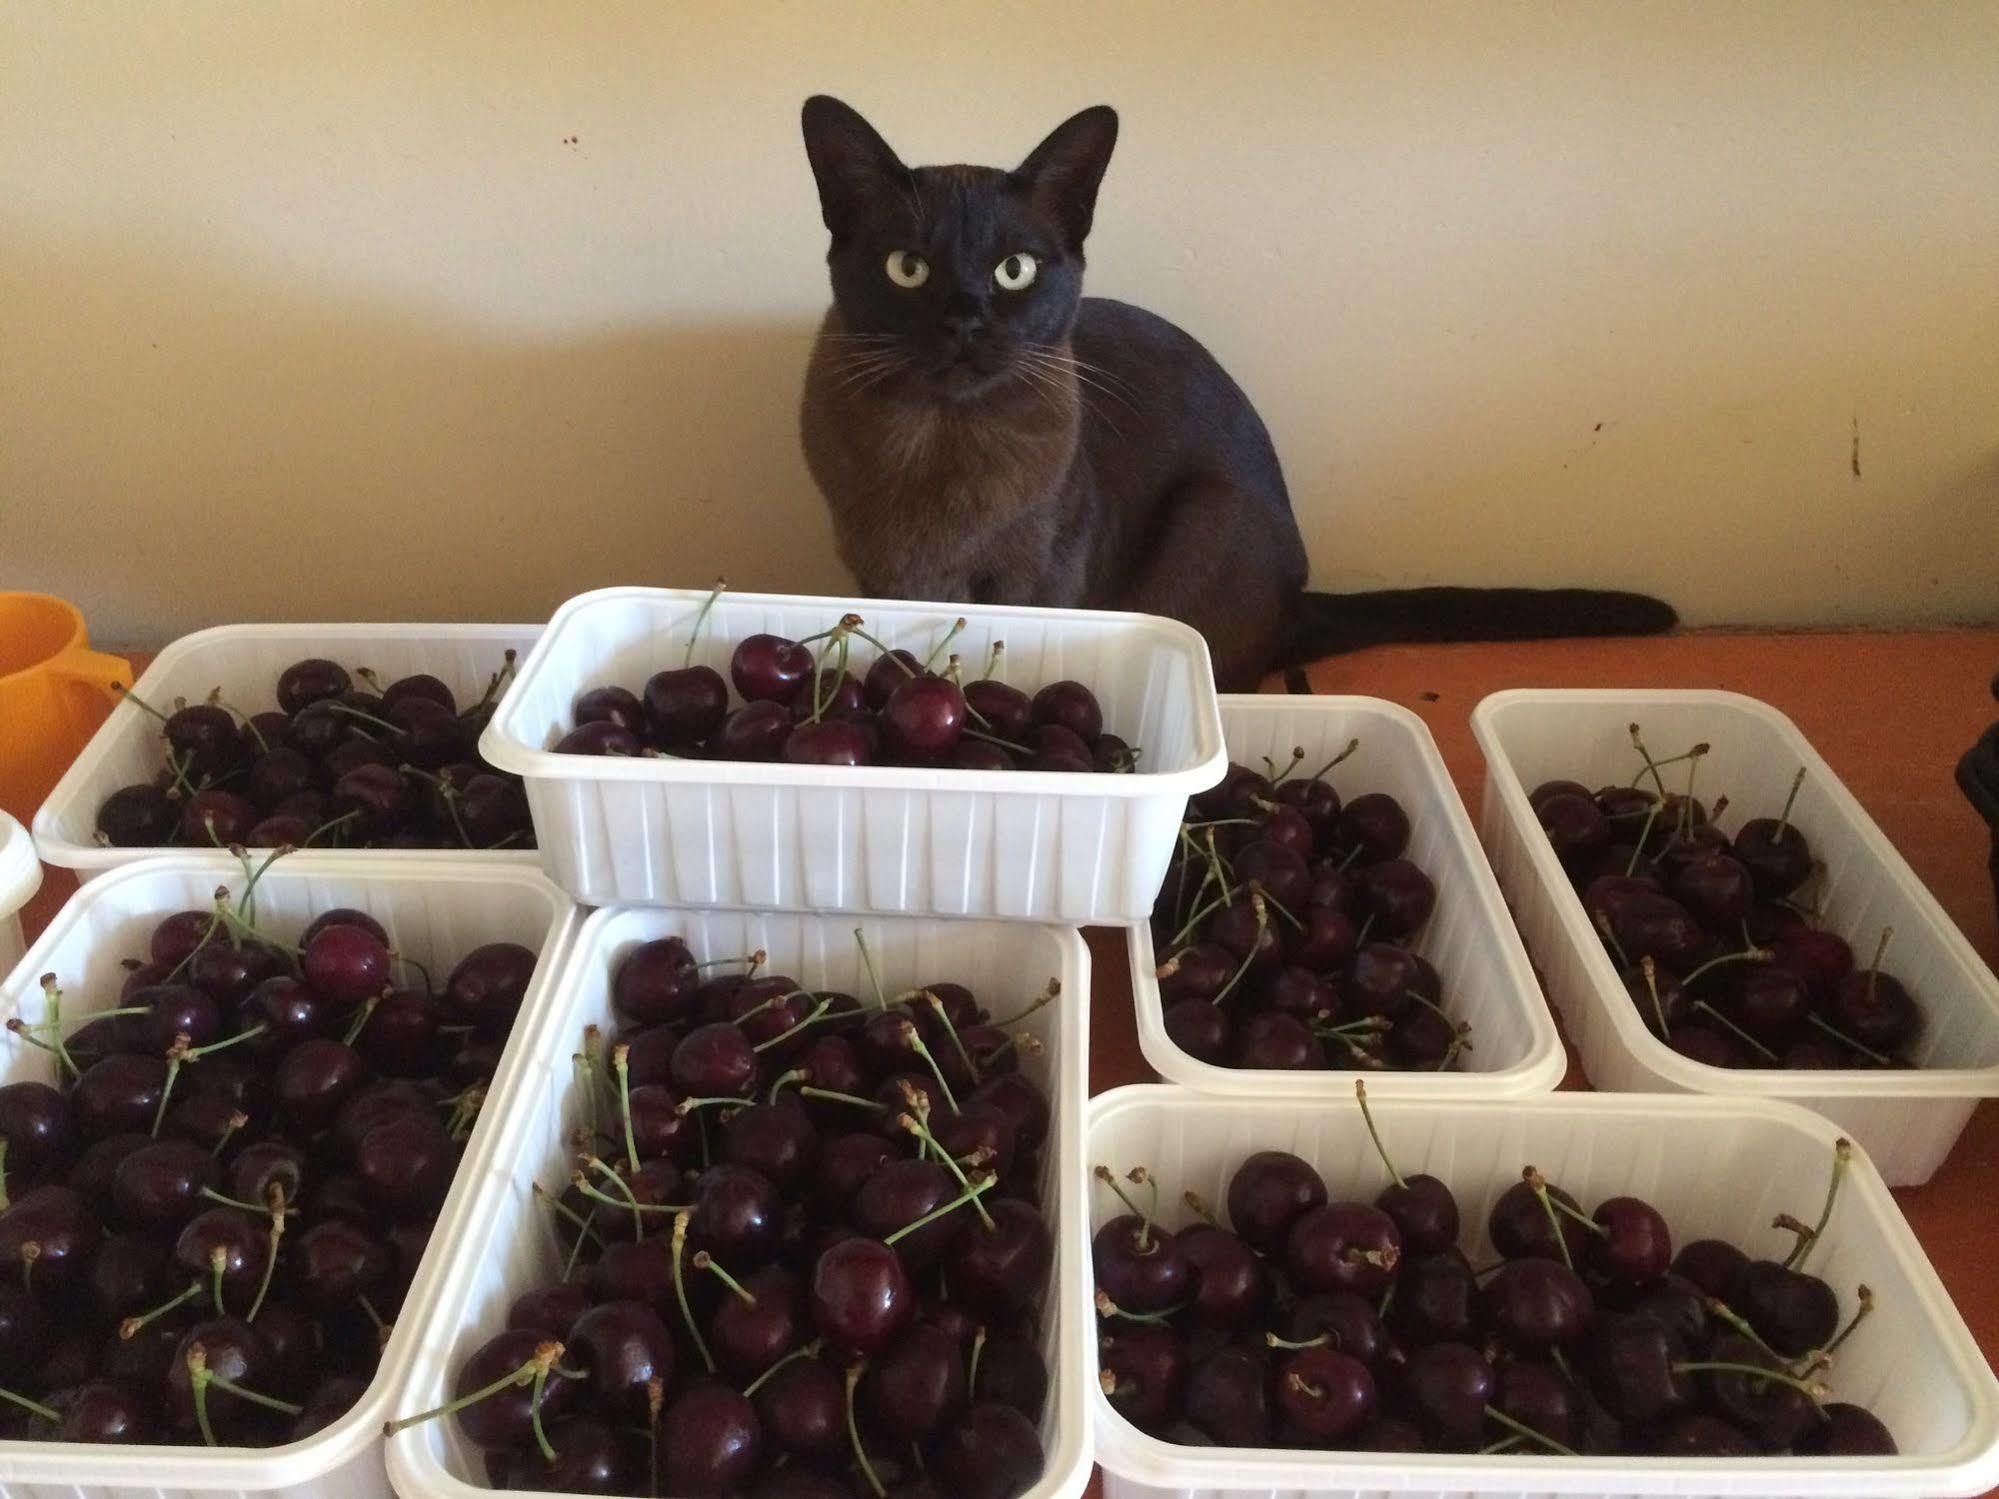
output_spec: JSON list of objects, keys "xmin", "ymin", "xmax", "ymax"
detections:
[{"xmin": 0, "ymin": 592, "xmax": 131, "ymax": 822}]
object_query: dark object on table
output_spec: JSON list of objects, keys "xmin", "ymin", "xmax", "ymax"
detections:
[{"xmin": 1956, "ymin": 670, "xmax": 1999, "ymax": 924}]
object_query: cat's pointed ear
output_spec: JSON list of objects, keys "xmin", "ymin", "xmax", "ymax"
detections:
[
  {"xmin": 801, "ymin": 95, "xmax": 912, "ymax": 240},
  {"xmin": 1014, "ymin": 105, "xmax": 1119, "ymax": 252}
]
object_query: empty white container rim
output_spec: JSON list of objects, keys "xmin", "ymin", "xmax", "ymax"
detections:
[
  {"xmin": 1129, "ymin": 693, "xmax": 1567, "ymax": 1096},
  {"xmin": 32, "ymin": 621, "xmax": 544, "ymax": 877},
  {"xmin": 0, "ymin": 850, "xmax": 579, "ymax": 1491},
  {"xmin": 479, "ymin": 584, "xmax": 1227, "ymax": 794},
  {"xmin": 0, "ymin": 810, "xmax": 37, "ymax": 925},
  {"xmin": 1087, "ymin": 1085, "xmax": 1999, "ymax": 1497},
  {"xmin": 1473, "ymin": 687, "xmax": 1999, "ymax": 1096},
  {"xmin": 387, "ymin": 900, "xmax": 1094, "ymax": 1499}
]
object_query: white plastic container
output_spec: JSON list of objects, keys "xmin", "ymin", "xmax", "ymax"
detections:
[
  {"xmin": 478, "ymin": 585, "xmax": 1226, "ymax": 921},
  {"xmin": 33, "ymin": 623, "xmax": 544, "ymax": 880},
  {"xmin": 1129, "ymin": 694, "xmax": 1566, "ymax": 1096},
  {"xmin": 1472, "ymin": 688, "xmax": 1999, "ymax": 1186},
  {"xmin": 387, "ymin": 903, "xmax": 1092, "ymax": 1499},
  {"xmin": 0, "ymin": 810, "xmax": 38, "ymax": 977},
  {"xmin": 1088, "ymin": 1086, "xmax": 1999, "ymax": 1499},
  {"xmin": 0, "ymin": 852, "xmax": 579, "ymax": 1498}
]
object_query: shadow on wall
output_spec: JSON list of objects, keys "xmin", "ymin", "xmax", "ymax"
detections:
[{"xmin": 0, "ymin": 212, "xmax": 843, "ymax": 643}]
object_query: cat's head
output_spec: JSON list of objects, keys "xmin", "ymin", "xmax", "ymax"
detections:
[{"xmin": 801, "ymin": 96, "xmax": 1117, "ymax": 404}]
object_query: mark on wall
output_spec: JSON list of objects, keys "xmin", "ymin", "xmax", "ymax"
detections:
[{"xmin": 1851, "ymin": 413, "xmax": 1861, "ymax": 479}]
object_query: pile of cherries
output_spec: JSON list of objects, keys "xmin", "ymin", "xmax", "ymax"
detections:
[
  {"xmin": 388, "ymin": 932, "xmax": 1059, "ymax": 1499},
  {"xmin": 1149, "ymin": 744, "xmax": 1468, "ymax": 1072},
  {"xmin": 560, "ymin": 589, "xmax": 1133, "ymax": 772},
  {"xmin": 0, "ymin": 867, "xmax": 540, "ymax": 1446},
  {"xmin": 93, "ymin": 653, "xmax": 533, "ymax": 852},
  {"xmin": 1533, "ymin": 727, "xmax": 1923, "ymax": 1069},
  {"xmin": 1094, "ymin": 1083, "xmax": 1893, "ymax": 1459}
]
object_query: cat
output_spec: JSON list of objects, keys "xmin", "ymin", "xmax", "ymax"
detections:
[{"xmin": 797, "ymin": 96, "xmax": 1673, "ymax": 690}]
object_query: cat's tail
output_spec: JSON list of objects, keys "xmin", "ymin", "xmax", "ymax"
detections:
[{"xmin": 1282, "ymin": 586, "xmax": 1676, "ymax": 685}]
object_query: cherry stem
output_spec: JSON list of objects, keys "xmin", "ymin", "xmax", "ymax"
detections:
[
  {"xmin": 608, "ymin": 1044, "xmax": 640, "ymax": 1175},
  {"xmin": 693, "ymin": 1250, "xmax": 758, "ymax": 1306},
  {"xmin": 845, "ymin": 1363, "xmax": 887, "ymax": 1499},
  {"xmin": 1704, "ymin": 1296, "xmax": 1789, "ymax": 1365},
  {"xmin": 1261, "ymin": 747, "xmax": 1307, "ymax": 785},
  {"xmin": 1774, "ymin": 766, "xmax": 1807, "ymax": 841},
  {"xmin": 1305, "ymin": 737, "xmax": 1362, "ymax": 783},
  {"xmin": 1867, "ymin": 926, "xmax": 1894, "ymax": 1009},
  {"xmin": 980, "ymin": 641, "xmax": 1004, "ymax": 681},
  {"xmin": 384, "ymin": 1343, "xmax": 564, "ymax": 1438},
  {"xmin": 852, "ymin": 929, "xmax": 888, "ymax": 1009},
  {"xmin": 899, "ymin": 1024, "xmax": 961, "ymax": 1115},
  {"xmin": 1523, "ymin": 1167, "xmax": 1576, "ymax": 1271},
  {"xmin": 0, "ymin": 1385, "xmax": 58, "ymax": 1423},
  {"xmin": 1265, "ymin": 1331, "xmax": 1330, "ymax": 1350},
  {"xmin": 1484, "ymin": 1403, "xmax": 1578, "ymax": 1456},
  {"xmin": 1545, "ymin": 1192, "xmax": 1610, "ymax": 1238},
  {"xmin": 1637, "ymin": 956, "xmax": 1671, "ymax": 1038},
  {"xmin": 1681, "ymin": 946, "xmax": 1772, "ymax": 989},
  {"xmin": 918, "ymin": 991, "xmax": 982, "ymax": 1085},
  {"xmin": 1093, "ymin": 1165, "xmax": 1158, "ymax": 1249},
  {"xmin": 766, "ymin": 1068, "xmax": 809, "ymax": 1104},
  {"xmin": 671, "ymin": 1212, "xmax": 716, "ymax": 1372},
  {"xmin": 534, "ymin": 1181, "xmax": 603, "ymax": 1246},
  {"xmin": 681, "ymin": 580, "xmax": 727, "ymax": 669},
  {"xmin": 1481, "ymin": 1435, "xmax": 1524, "ymax": 1455},
  {"xmin": 899, "ymin": 1112, "xmax": 995, "ymax": 1230},
  {"xmin": 1628, "ymin": 724, "xmax": 1670, "ymax": 796},
  {"xmin": 1167, "ymin": 889, "xmax": 1230, "ymax": 951},
  {"xmin": 1209, "ymin": 893, "xmax": 1269, "ymax": 1008},
  {"xmin": 341, "ymin": 995, "xmax": 381, "ymax": 1048},
  {"xmin": 742, "ymin": 1338, "xmax": 824, "ymax": 1399},
  {"xmin": 1805, "ymin": 1011, "xmax": 1892, "ymax": 1066},
  {"xmin": 1679, "ymin": 743, "xmax": 1711, "ymax": 836},
  {"xmin": 1784, "ymin": 1137, "xmax": 1852, "ymax": 1272},
  {"xmin": 1182, "ymin": 1190, "xmax": 1221, "ymax": 1228},
  {"xmin": 247, "ymin": 1199, "xmax": 285, "ymax": 1323},
  {"xmin": 1352, "ymin": 1080, "xmax": 1406, "ymax": 1190},
  {"xmin": 120, "ymin": 1278, "xmax": 203, "ymax": 1339},
  {"xmin": 753, "ymin": 998, "xmax": 832, "ymax": 1054},
  {"xmin": 1673, "ymin": 1361, "xmax": 1830, "ymax": 1406},
  {"xmin": 1626, "ymin": 802, "xmax": 1663, "ymax": 877},
  {"xmin": 1820, "ymin": 1284, "xmax": 1874, "ymax": 1359},
  {"xmin": 797, "ymin": 1086, "xmax": 883, "ymax": 1113},
  {"xmin": 1692, "ymin": 1001, "xmax": 1780, "ymax": 1062},
  {"xmin": 985, "ymin": 978, "xmax": 1061, "ymax": 1032},
  {"xmin": 883, "ymin": 1176, "xmax": 995, "ymax": 1245},
  {"xmin": 1093, "ymin": 1289, "xmax": 1184, "ymax": 1325},
  {"xmin": 919, "ymin": 618, "xmax": 967, "ymax": 674}
]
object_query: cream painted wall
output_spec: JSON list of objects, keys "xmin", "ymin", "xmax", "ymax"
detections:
[{"xmin": 2, "ymin": 2, "xmax": 1996, "ymax": 644}]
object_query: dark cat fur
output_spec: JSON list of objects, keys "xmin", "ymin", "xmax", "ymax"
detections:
[{"xmin": 798, "ymin": 96, "xmax": 1673, "ymax": 690}]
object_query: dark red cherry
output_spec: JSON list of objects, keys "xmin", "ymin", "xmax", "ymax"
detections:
[
  {"xmin": 754, "ymin": 1354, "xmax": 845, "ymax": 1460},
  {"xmin": 644, "ymin": 664, "xmax": 730, "ymax": 747},
  {"xmin": 178, "ymin": 789, "xmax": 257, "ymax": 847},
  {"xmin": 863, "ymin": 650, "xmax": 926, "ymax": 710},
  {"xmin": 1225, "ymin": 1150, "xmax": 1327, "ymax": 1255},
  {"xmin": 1732, "ymin": 1259, "xmax": 1838, "ymax": 1357},
  {"xmin": 810, "ymin": 1237, "xmax": 914, "ymax": 1356},
  {"xmin": 1098, "ymin": 1321, "xmax": 1186, "ymax": 1428},
  {"xmin": 1092, "ymin": 1212, "xmax": 1189, "ymax": 1313},
  {"xmin": 96, "ymin": 783, "xmax": 180, "ymax": 846},
  {"xmin": 166, "ymin": 1316, "xmax": 275, "ymax": 1438},
  {"xmin": 1830, "ymin": 960, "xmax": 1921, "ymax": 1053},
  {"xmin": 790, "ymin": 669, "xmax": 868, "ymax": 723},
  {"xmin": 963, "ymin": 679, "xmax": 1032, "ymax": 740},
  {"xmin": 573, "ymin": 684, "xmax": 647, "ymax": 736},
  {"xmin": 1734, "ymin": 817, "xmax": 1814, "ymax": 898},
  {"xmin": 717, "ymin": 700, "xmax": 795, "ymax": 761},
  {"xmin": 1157, "ymin": 943, "xmax": 1232, "ymax": 1005},
  {"xmin": 1029, "ymin": 680, "xmax": 1102, "ymax": 744},
  {"xmin": 1798, "ymin": 1402, "xmax": 1898, "ymax": 1455},
  {"xmin": 1400, "ymin": 1341, "xmax": 1495, "ymax": 1450},
  {"xmin": 557, "ymin": 719, "xmax": 643, "ymax": 756},
  {"xmin": 1389, "ymin": 1248, "xmax": 1480, "ymax": 1346},
  {"xmin": 278, "ymin": 658, "xmax": 352, "ymax": 715},
  {"xmin": 693, "ymin": 1164, "xmax": 785, "ymax": 1267},
  {"xmin": 441, "ymin": 1327, "xmax": 578, "ymax": 1451},
  {"xmin": 0, "ymin": 1080, "xmax": 74, "ymax": 1179},
  {"xmin": 1162, "ymin": 999, "xmax": 1230, "ymax": 1064},
  {"xmin": 275, "ymin": 1038, "xmax": 367, "ymax": 1133},
  {"xmin": 1356, "ymin": 858, "xmax": 1437, "ymax": 938},
  {"xmin": 111, "ymin": 1141, "xmax": 215, "ymax": 1231},
  {"xmin": 1483, "ymin": 1256, "xmax": 1594, "ymax": 1348},
  {"xmin": 883, "ymin": 675, "xmax": 967, "ymax": 759},
  {"xmin": 303, "ymin": 923, "xmax": 394, "ymax": 1007},
  {"xmin": 1275, "ymin": 1345, "xmax": 1375, "ymax": 1441},
  {"xmin": 1488, "ymin": 1175, "xmax": 1592, "ymax": 1264},
  {"xmin": 445, "ymin": 941, "xmax": 537, "ymax": 1035},
  {"xmin": 1673, "ymin": 851, "xmax": 1756, "ymax": 927},
  {"xmin": 613, "ymin": 936, "xmax": 700, "ymax": 1024},
  {"xmin": 1586, "ymin": 1313, "xmax": 1691, "ymax": 1426},
  {"xmin": 784, "ymin": 719, "xmax": 873, "ymax": 766},
  {"xmin": 508, "ymin": 1281, "xmax": 592, "ymax": 1341},
  {"xmin": 1286, "ymin": 1201, "xmax": 1402, "ymax": 1296},
  {"xmin": 56, "ymin": 1380, "xmax": 154, "ymax": 1444},
  {"xmin": 731, "ymin": 635, "xmax": 815, "ymax": 705},
  {"xmin": 292, "ymin": 1218, "xmax": 391, "ymax": 1312},
  {"xmin": 671, "ymin": 1022, "xmax": 759, "ymax": 1099},
  {"xmin": 1589, "ymin": 1195, "xmax": 1673, "ymax": 1284},
  {"xmin": 570, "ymin": 1299, "xmax": 677, "ymax": 1423},
  {"xmin": 930, "ymin": 1403, "xmax": 1044, "ymax": 1499},
  {"xmin": 863, "ymin": 1322, "xmax": 967, "ymax": 1437},
  {"xmin": 946, "ymin": 1197, "xmax": 1052, "ymax": 1318},
  {"xmin": 173, "ymin": 1206, "xmax": 267, "ymax": 1313},
  {"xmin": 1285, "ymin": 1290, "xmax": 1389, "ymax": 1364},
  {"xmin": 1339, "ymin": 792, "xmax": 1411, "ymax": 863},
  {"xmin": 1183, "ymin": 1345, "xmax": 1272, "ymax": 1446},
  {"xmin": 1532, "ymin": 778, "xmax": 1594, "ymax": 811}
]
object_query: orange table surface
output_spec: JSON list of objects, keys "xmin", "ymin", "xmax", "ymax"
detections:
[{"xmin": 21, "ymin": 628, "xmax": 1999, "ymax": 1490}]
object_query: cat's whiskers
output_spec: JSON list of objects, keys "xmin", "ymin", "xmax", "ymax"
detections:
[{"xmin": 1022, "ymin": 344, "xmax": 1141, "ymax": 417}]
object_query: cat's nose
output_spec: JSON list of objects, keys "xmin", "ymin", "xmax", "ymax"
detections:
[{"xmin": 941, "ymin": 301, "xmax": 989, "ymax": 342}]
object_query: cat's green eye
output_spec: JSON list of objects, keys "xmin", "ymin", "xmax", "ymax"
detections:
[
  {"xmin": 884, "ymin": 251, "xmax": 930, "ymax": 289},
  {"xmin": 994, "ymin": 253, "xmax": 1038, "ymax": 291}
]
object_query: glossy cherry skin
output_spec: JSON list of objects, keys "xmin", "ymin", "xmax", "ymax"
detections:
[
  {"xmin": 275, "ymin": 1038, "xmax": 368, "ymax": 1134},
  {"xmin": 56, "ymin": 1380, "xmax": 155, "ymax": 1444},
  {"xmin": 1225, "ymin": 1150, "xmax": 1326, "ymax": 1254},
  {"xmin": 1376, "ymin": 1172, "xmax": 1459, "ymax": 1257},
  {"xmin": 863, "ymin": 1321, "xmax": 968, "ymax": 1438},
  {"xmin": 1586, "ymin": 1313, "xmax": 1691, "ymax": 1426},
  {"xmin": 110, "ymin": 1140, "xmax": 216, "ymax": 1231},
  {"xmin": 1176, "ymin": 1222, "xmax": 1268, "ymax": 1326},
  {"xmin": 1672, "ymin": 851, "xmax": 1757, "ymax": 927},
  {"xmin": 670, "ymin": 1022, "xmax": 760, "ymax": 1098},
  {"xmin": 644, "ymin": 664, "xmax": 730, "ymax": 746},
  {"xmin": 1275, "ymin": 1345, "xmax": 1376, "ymax": 1441},
  {"xmin": 96, "ymin": 783, "xmax": 180, "ymax": 846},
  {"xmin": 570, "ymin": 1299, "xmax": 677, "ymax": 1423},
  {"xmin": 1798, "ymin": 1402, "xmax": 1898, "ymax": 1455},
  {"xmin": 1234, "ymin": 1011, "xmax": 1323, "ymax": 1071},
  {"xmin": 963, "ymin": 679, "xmax": 1033, "ymax": 740},
  {"xmin": 717, "ymin": 701, "xmax": 794, "ymax": 761},
  {"xmin": 709, "ymin": 1264, "xmax": 804, "ymax": 1378},
  {"xmin": 1732, "ymin": 1259, "xmax": 1839, "ymax": 1356},
  {"xmin": 303, "ymin": 923, "xmax": 394, "ymax": 1007},
  {"xmin": 1091, "ymin": 1214, "xmax": 1190, "ymax": 1313},
  {"xmin": 658, "ymin": 1378, "xmax": 763, "ymax": 1495},
  {"xmin": 931, "ymin": 1402, "xmax": 1045, "ymax": 1499},
  {"xmin": 731, "ymin": 634, "xmax": 816, "ymax": 705},
  {"xmin": 1482, "ymin": 1256, "xmax": 1595, "ymax": 1348},
  {"xmin": 693, "ymin": 1163, "xmax": 785, "ymax": 1267},
  {"xmin": 0, "ymin": 1080, "xmax": 74, "ymax": 1180},
  {"xmin": 1830, "ymin": 967, "xmax": 1921, "ymax": 1053},
  {"xmin": 784, "ymin": 719, "xmax": 873, "ymax": 766},
  {"xmin": 1734, "ymin": 817, "xmax": 1814, "ymax": 897},
  {"xmin": 947, "ymin": 1197, "xmax": 1053, "ymax": 1317},
  {"xmin": 1285, "ymin": 1201, "xmax": 1402, "ymax": 1296},
  {"xmin": 1488, "ymin": 1176, "xmax": 1592, "ymax": 1265},
  {"xmin": 291, "ymin": 1218, "xmax": 391, "ymax": 1312},
  {"xmin": 883, "ymin": 675, "xmax": 968, "ymax": 759},
  {"xmin": 445, "ymin": 941, "xmax": 537, "ymax": 1035},
  {"xmin": 811, "ymin": 1236, "xmax": 914, "ymax": 1356},
  {"xmin": 1492, "ymin": 1359, "xmax": 1582, "ymax": 1449},
  {"xmin": 1098, "ymin": 1322, "xmax": 1187, "ymax": 1428},
  {"xmin": 1589, "ymin": 1194, "xmax": 1674, "ymax": 1284},
  {"xmin": 447, "ymin": 1327, "xmax": 578, "ymax": 1451},
  {"xmin": 166, "ymin": 1316, "xmax": 275, "ymax": 1438},
  {"xmin": 612, "ymin": 936, "xmax": 700, "ymax": 1024},
  {"xmin": 1390, "ymin": 1248, "xmax": 1480, "ymax": 1347},
  {"xmin": 1399, "ymin": 1341, "xmax": 1495, "ymax": 1450},
  {"xmin": 277, "ymin": 657, "xmax": 351, "ymax": 714},
  {"xmin": 1162, "ymin": 999, "xmax": 1230, "ymax": 1065}
]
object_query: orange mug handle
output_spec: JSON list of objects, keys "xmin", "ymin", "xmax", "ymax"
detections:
[{"xmin": 50, "ymin": 645, "xmax": 132, "ymax": 702}]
